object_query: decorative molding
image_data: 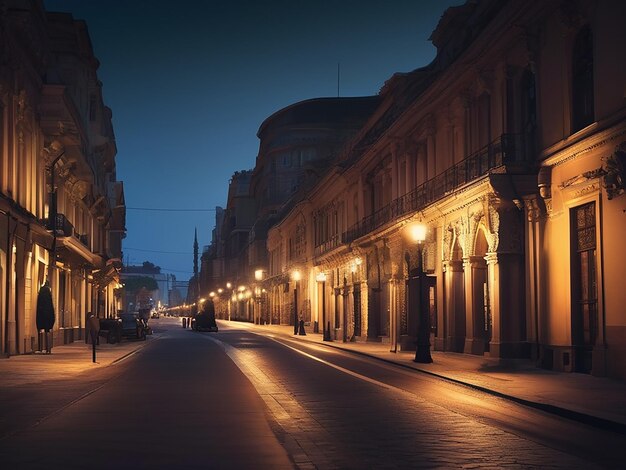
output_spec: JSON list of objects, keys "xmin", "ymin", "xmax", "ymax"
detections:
[
  {"xmin": 523, "ymin": 197, "xmax": 541, "ymax": 222},
  {"xmin": 559, "ymin": 167, "xmax": 604, "ymax": 189},
  {"xmin": 602, "ymin": 142, "xmax": 626, "ymax": 200},
  {"xmin": 542, "ymin": 126, "xmax": 626, "ymax": 168},
  {"xmin": 486, "ymin": 196, "xmax": 500, "ymax": 253}
]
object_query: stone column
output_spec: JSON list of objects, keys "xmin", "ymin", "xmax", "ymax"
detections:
[
  {"xmin": 388, "ymin": 277, "xmax": 399, "ymax": 352},
  {"xmin": 444, "ymin": 260, "xmax": 465, "ymax": 352},
  {"xmin": 391, "ymin": 143, "xmax": 399, "ymax": 201},
  {"xmin": 425, "ymin": 118, "xmax": 437, "ymax": 180},
  {"xmin": 485, "ymin": 250, "xmax": 527, "ymax": 359},
  {"xmin": 463, "ymin": 256, "xmax": 488, "ymax": 355}
]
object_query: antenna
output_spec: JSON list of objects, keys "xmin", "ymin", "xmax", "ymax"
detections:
[{"xmin": 337, "ymin": 62, "xmax": 340, "ymax": 97}]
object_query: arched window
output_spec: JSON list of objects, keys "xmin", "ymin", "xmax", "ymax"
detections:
[
  {"xmin": 572, "ymin": 26, "xmax": 594, "ymax": 133},
  {"xmin": 522, "ymin": 68, "xmax": 537, "ymax": 159}
]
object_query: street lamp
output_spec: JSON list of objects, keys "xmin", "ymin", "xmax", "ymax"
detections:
[
  {"xmin": 316, "ymin": 272, "xmax": 331, "ymax": 341},
  {"xmin": 292, "ymin": 270, "xmax": 301, "ymax": 335},
  {"xmin": 408, "ymin": 222, "xmax": 432, "ymax": 363},
  {"xmin": 254, "ymin": 269, "xmax": 264, "ymax": 324},
  {"xmin": 226, "ymin": 282, "xmax": 232, "ymax": 321}
]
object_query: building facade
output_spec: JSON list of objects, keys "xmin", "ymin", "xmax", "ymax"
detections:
[
  {"xmin": 0, "ymin": 1, "xmax": 125, "ymax": 355},
  {"xmin": 264, "ymin": 0, "xmax": 626, "ymax": 378}
]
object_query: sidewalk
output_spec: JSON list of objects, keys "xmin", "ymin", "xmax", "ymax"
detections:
[
  {"xmin": 0, "ymin": 337, "xmax": 151, "ymax": 387},
  {"xmin": 238, "ymin": 321, "xmax": 626, "ymax": 434}
]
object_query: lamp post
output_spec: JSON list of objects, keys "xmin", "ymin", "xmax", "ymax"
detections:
[
  {"xmin": 316, "ymin": 272, "xmax": 331, "ymax": 341},
  {"xmin": 292, "ymin": 270, "xmax": 301, "ymax": 335},
  {"xmin": 255, "ymin": 269, "xmax": 264, "ymax": 325},
  {"xmin": 226, "ymin": 282, "xmax": 232, "ymax": 321},
  {"xmin": 409, "ymin": 222, "xmax": 432, "ymax": 363}
]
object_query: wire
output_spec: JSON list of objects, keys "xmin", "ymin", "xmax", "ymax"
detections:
[
  {"xmin": 126, "ymin": 207, "xmax": 215, "ymax": 212},
  {"xmin": 124, "ymin": 247, "xmax": 192, "ymax": 255},
  {"xmin": 159, "ymin": 268, "xmax": 194, "ymax": 274}
]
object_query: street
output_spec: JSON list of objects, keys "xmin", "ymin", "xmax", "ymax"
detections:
[{"xmin": 1, "ymin": 317, "xmax": 624, "ymax": 469}]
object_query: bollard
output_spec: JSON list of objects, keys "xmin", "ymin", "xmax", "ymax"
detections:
[
  {"xmin": 298, "ymin": 319, "xmax": 306, "ymax": 336},
  {"xmin": 325, "ymin": 321, "xmax": 333, "ymax": 341},
  {"xmin": 92, "ymin": 335, "xmax": 97, "ymax": 363}
]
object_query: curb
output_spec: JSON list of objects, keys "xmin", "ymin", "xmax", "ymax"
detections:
[{"xmin": 254, "ymin": 327, "xmax": 626, "ymax": 436}]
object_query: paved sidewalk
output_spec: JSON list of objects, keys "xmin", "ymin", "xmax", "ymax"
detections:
[
  {"xmin": 234, "ymin": 321, "xmax": 626, "ymax": 434},
  {"xmin": 0, "ymin": 336, "xmax": 152, "ymax": 387}
]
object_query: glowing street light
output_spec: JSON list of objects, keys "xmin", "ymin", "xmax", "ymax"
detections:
[
  {"xmin": 408, "ymin": 222, "xmax": 432, "ymax": 364},
  {"xmin": 292, "ymin": 270, "xmax": 301, "ymax": 335},
  {"xmin": 226, "ymin": 282, "xmax": 233, "ymax": 320},
  {"xmin": 254, "ymin": 269, "xmax": 264, "ymax": 324}
]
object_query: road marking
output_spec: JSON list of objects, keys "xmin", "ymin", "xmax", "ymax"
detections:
[
  {"xmin": 203, "ymin": 335, "xmax": 335, "ymax": 469},
  {"xmin": 257, "ymin": 334, "xmax": 428, "ymax": 402}
]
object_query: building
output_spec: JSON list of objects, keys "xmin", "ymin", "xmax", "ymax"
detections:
[
  {"xmin": 121, "ymin": 262, "xmax": 171, "ymax": 311},
  {"xmin": 0, "ymin": 1, "xmax": 126, "ymax": 354},
  {"xmin": 202, "ymin": 97, "xmax": 380, "ymax": 322},
  {"xmin": 263, "ymin": 0, "xmax": 626, "ymax": 378}
]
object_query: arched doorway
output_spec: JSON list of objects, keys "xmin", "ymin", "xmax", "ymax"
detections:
[
  {"xmin": 445, "ymin": 235, "xmax": 466, "ymax": 352},
  {"xmin": 464, "ymin": 227, "xmax": 490, "ymax": 354}
]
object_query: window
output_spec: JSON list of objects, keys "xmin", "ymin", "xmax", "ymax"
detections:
[
  {"xmin": 572, "ymin": 26, "xmax": 594, "ymax": 132},
  {"xmin": 89, "ymin": 94, "xmax": 97, "ymax": 121},
  {"xmin": 522, "ymin": 68, "xmax": 537, "ymax": 158}
]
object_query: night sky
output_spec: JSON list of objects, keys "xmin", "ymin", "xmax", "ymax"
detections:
[{"xmin": 43, "ymin": 0, "xmax": 462, "ymax": 281}]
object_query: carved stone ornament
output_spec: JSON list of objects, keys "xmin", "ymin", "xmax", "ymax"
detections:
[
  {"xmin": 602, "ymin": 143, "xmax": 626, "ymax": 200},
  {"xmin": 442, "ymin": 224, "xmax": 453, "ymax": 262},
  {"xmin": 524, "ymin": 197, "xmax": 541, "ymax": 222},
  {"xmin": 486, "ymin": 196, "xmax": 500, "ymax": 252},
  {"xmin": 468, "ymin": 210, "xmax": 484, "ymax": 256},
  {"xmin": 454, "ymin": 217, "xmax": 468, "ymax": 259},
  {"xmin": 16, "ymin": 89, "xmax": 26, "ymax": 123}
]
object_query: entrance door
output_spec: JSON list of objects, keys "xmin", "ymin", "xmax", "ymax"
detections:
[
  {"xmin": 353, "ymin": 283, "xmax": 362, "ymax": 337},
  {"xmin": 571, "ymin": 202, "xmax": 597, "ymax": 373}
]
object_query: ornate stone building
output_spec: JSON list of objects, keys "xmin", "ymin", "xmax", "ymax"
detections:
[
  {"xmin": 0, "ymin": 1, "xmax": 125, "ymax": 355},
  {"xmin": 264, "ymin": 0, "xmax": 626, "ymax": 378}
]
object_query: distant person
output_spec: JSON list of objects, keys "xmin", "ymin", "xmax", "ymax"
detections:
[{"xmin": 36, "ymin": 280, "xmax": 55, "ymax": 353}]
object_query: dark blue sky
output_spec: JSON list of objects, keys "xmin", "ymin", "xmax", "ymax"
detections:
[{"xmin": 44, "ymin": 0, "xmax": 462, "ymax": 280}]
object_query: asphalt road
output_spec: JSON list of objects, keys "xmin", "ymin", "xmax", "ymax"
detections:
[
  {"xmin": 213, "ymin": 322, "xmax": 625, "ymax": 469},
  {"xmin": 1, "ymin": 318, "xmax": 624, "ymax": 469}
]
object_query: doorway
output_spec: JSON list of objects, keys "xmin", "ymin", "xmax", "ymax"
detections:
[{"xmin": 571, "ymin": 202, "xmax": 597, "ymax": 373}]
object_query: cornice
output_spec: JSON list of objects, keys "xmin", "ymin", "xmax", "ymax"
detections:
[{"xmin": 541, "ymin": 115, "xmax": 626, "ymax": 168}]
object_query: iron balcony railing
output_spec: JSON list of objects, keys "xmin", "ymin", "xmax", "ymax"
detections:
[
  {"xmin": 46, "ymin": 213, "xmax": 74, "ymax": 237},
  {"xmin": 75, "ymin": 233, "xmax": 90, "ymax": 247},
  {"xmin": 313, "ymin": 234, "xmax": 341, "ymax": 257},
  {"xmin": 342, "ymin": 134, "xmax": 527, "ymax": 244}
]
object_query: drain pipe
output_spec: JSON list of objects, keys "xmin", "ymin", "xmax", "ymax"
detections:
[{"xmin": 4, "ymin": 212, "xmax": 18, "ymax": 357}]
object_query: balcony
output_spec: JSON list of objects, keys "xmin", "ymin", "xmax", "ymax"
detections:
[
  {"xmin": 46, "ymin": 213, "xmax": 74, "ymax": 237},
  {"xmin": 75, "ymin": 232, "xmax": 90, "ymax": 248},
  {"xmin": 343, "ymin": 134, "xmax": 528, "ymax": 244},
  {"xmin": 314, "ymin": 234, "xmax": 341, "ymax": 257}
]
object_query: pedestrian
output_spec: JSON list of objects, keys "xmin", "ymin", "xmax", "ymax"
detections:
[{"xmin": 36, "ymin": 280, "xmax": 55, "ymax": 354}]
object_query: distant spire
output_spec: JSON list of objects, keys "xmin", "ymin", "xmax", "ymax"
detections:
[{"xmin": 193, "ymin": 228, "xmax": 199, "ymax": 278}]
